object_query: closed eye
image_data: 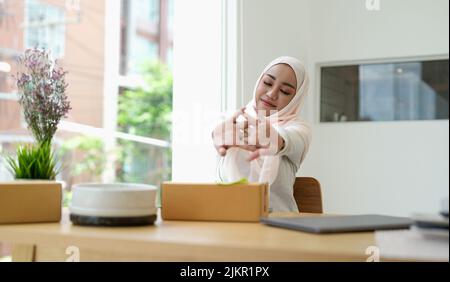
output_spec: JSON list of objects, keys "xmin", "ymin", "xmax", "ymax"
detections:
[{"xmin": 265, "ymin": 81, "xmax": 291, "ymax": 95}]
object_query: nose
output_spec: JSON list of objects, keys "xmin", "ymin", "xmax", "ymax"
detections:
[{"xmin": 266, "ymin": 87, "xmax": 278, "ymax": 100}]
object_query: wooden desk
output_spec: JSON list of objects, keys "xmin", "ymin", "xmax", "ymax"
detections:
[{"xmin": 0, "ymin": 210, "xmax": 377, "ymax": 262}]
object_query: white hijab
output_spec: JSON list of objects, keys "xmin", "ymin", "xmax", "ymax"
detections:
[{"xmin": 221, "ymin": 56, "xmax": 311, "ymax": 185}]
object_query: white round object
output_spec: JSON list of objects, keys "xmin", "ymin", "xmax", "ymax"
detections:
[{"xmin": 70, "ymin": 183, "xmax": 158, "ymax": 217}]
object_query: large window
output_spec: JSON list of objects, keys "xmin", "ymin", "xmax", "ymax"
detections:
[
  {"xmin": 320, "ymin": 59, "xmax": 449, "ymax": 122},
  {"xmin": 0, "ymin": 0, "xmax": 173, "ymax": 188}
]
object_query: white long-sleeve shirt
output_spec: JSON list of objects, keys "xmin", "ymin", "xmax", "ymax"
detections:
[{"xmin": 216, "ymin": 125, "xmax": 308, "ymax": 212}]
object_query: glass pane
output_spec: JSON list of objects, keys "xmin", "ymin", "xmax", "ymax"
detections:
[
  {"xmin": 117, "ymin": 60, "xmax": 173, "ymax": 139},
  {"xmin": 1, "ymin": 0, "xmax": 107, "ymax": 128},
  {"xmin": 117, "ymin": 71, "xmax": 173, "ymax": 185},
  {"xmin": 168, "ymin": 0, "xmax": 174, "ymax": 35},
  {"xmin": 0, "ymin": 0, "xmax": 106, "ymax": 182},
  {"xmin": 320, "ymin": 59, "xmax": 449, "ymax": 122},
  {"xmin": 1, "ymin": 0, "xmax": 172, "ymax": 189},
  {"xmin": 59, "ymin": 134, "xmax": 170, "ymax": 187},
  {"xmin": 120, "ymin": 0, "xmax": 161, "ymax": 75},
  {"xmin": 117, "ymin": 0, "xmax": 173, "ymax": 188},
  {"xmin": 116, "ymin": 140, "xmax": 171, "ymax": 186}
]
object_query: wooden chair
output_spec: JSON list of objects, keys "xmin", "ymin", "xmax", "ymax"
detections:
[{"xmin": 293, "ymin": 177, "xmax": 323, "ymax": 213}]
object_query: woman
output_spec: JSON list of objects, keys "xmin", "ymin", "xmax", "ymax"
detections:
[{"xmin": 212, "ymin": 56, "xmax": 311, "ymax": 212}]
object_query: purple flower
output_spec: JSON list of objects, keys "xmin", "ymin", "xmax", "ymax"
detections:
[{"xmin": 15, "ymin": 48, "xmax": 71, "ymax": 143}]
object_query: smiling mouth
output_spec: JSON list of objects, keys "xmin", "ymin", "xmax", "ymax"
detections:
[{"xmin": 260, "ymin": 98, "xmax": 276, "ymax": 108}]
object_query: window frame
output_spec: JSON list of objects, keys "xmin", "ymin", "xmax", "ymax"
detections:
[{"xmin": 315, "ymin": 54, "xmax": 450, "ymax": 124}]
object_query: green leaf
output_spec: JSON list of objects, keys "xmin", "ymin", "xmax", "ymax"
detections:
[{"xmin": 4, "ymin": 141, "xmax": 59, "ymax": 180}]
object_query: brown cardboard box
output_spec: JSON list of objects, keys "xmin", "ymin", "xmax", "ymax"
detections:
[
  {"xmin": 0, "ymin": 181, "xmax": 62, "ymax": 224},
  {"xmin": 161, "ymin": 182, "xmax": 269, "ymax": 222}
]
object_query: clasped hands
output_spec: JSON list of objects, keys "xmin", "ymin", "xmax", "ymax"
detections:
[{"xmin": 212, "ymin": 108, "xmax": 284, "ymax": 162}]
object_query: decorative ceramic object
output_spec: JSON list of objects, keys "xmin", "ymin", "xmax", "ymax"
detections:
[{"xmin": 69, "ymin": 183, "xmax": 157, "ymax": 226}]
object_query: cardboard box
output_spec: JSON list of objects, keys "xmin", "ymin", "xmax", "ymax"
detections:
[
  {"xmin": 161, "ymin": 182, "xmax": 269, "ymax": 222},
  {"xmin": 0, "ymin": 181, "xmax": 62, "ymax": 224}
]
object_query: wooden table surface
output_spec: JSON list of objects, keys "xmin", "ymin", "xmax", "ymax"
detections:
[{"xmin": 0, "ymin": 209, "xmax": 377, "ymax": 262}]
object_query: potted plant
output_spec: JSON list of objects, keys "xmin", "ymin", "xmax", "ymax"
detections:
[{"xmin": 0, "ymin": 48, "xmax": 71, "ymax": 224}]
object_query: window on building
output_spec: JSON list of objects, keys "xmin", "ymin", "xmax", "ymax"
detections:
[
  {"xmin": 320, "ymin": 59, "xmax": 449, "ymax": 122},
  {"xmin": 25, "ymin": 0, "xmax": 66, "ymax": 58}
]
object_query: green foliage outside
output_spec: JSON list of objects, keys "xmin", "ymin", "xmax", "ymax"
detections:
[
  {"xmin": 60, "ymin": 136, "xmax": 106, "ymax": 180},
  {"xmin": 118, "ymin": 61, "xmax": 173, "ymax": 140},
  {"xmin": 116, "ymin": 61, "xmax": 173, "ymax": 186}
]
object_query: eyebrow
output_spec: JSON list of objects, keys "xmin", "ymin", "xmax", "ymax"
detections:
[{"xmin": 266, "ymin": 74, "xmax": 296, "ymax": 90}]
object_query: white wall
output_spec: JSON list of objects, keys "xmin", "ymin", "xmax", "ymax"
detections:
[
  {"xmin": 241, "ymin": 0, "xmax": 311, "ymax": 112},
  {"xmin": 304, "ymin": 121, "xmax": 449, "ymax": 216},
  {"xmin": 239, "ymin": 0, "xmax": 449, "ymax": 216}
]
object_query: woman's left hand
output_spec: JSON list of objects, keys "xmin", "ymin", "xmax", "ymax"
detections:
[{"xmin": 241, "ymin": 110, "xmax": 285, "ymax": 162}]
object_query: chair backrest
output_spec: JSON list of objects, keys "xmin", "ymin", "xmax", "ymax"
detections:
[{"xmin": 293, "ymin": 177, "xmax": 323, "ymax": 213}]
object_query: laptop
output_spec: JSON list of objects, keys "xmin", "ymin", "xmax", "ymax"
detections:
[{"xmin": 260, "ymin": 214, "xmax": 413, "ymax": 234}]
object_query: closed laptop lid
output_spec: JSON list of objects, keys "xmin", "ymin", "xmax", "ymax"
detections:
[{"xmin": 260, "ymin": 215, "xmax": 413, "ymax": 234}]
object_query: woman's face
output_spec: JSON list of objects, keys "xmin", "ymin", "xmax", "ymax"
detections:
[{"xmin": 255, "ymin": 63, "xmax": 297, "ymax": 116}]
